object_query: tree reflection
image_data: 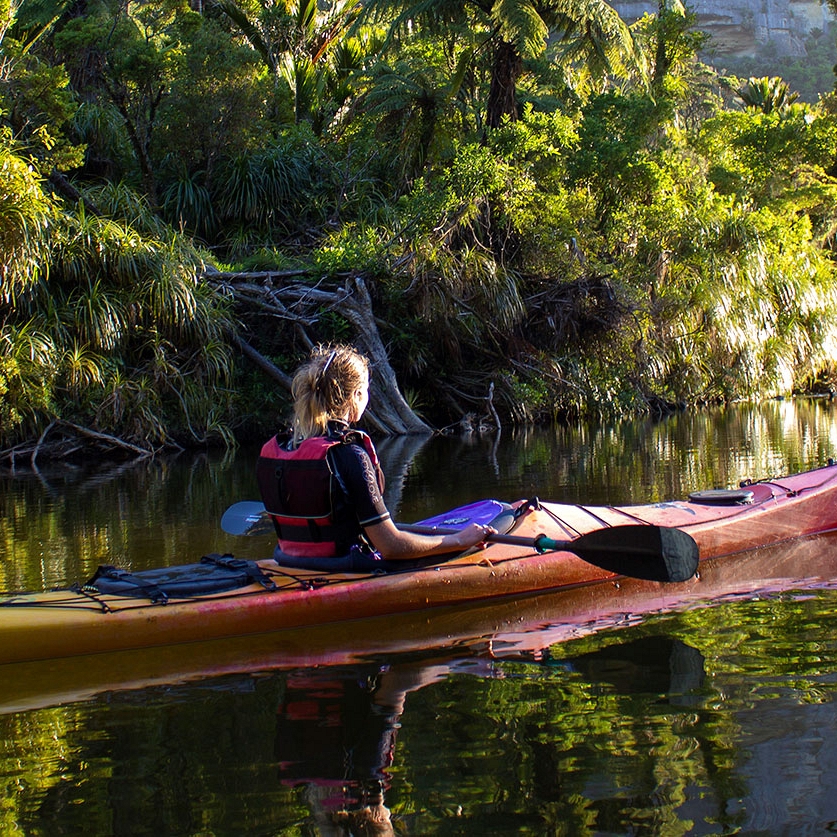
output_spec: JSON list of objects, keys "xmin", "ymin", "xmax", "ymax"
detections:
[{"xmin": 6, "ymin": 605, "xmax": 837, "ymax": 835}]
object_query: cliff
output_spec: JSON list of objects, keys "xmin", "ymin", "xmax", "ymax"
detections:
[{"xmin": 613, "ymin": 1, "xmax": 833, "ymax": 57}]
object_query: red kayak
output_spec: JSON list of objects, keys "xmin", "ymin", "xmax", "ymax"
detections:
[
  {"xmin": 3, "ymin": 527, "xmax": 837, "ymax": 715},
  {"xmin": 1, "ymin": 462, "xmax": 837, "ymax": 666}
]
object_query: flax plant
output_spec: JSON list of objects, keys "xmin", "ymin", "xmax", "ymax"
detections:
[{"xmin": 0, "ymin": 136, "xmax": 239, "ymax": 448}]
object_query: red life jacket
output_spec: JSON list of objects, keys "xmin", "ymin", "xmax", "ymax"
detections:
[{"xmin": 256, "ymin": 429, "xmax": 383, "ymax": 558}]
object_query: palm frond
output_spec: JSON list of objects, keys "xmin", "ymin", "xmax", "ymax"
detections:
[
  {"xmin": 550, "ymin": 0, "xmax": 644, "ymax": 82},
  {"xmin": 492, "ymin": 0, "xmax": 549, "ymax": 59},
  {"xmin": 211, "ymin": 0, "xmax": 276, "ymax": 71}
]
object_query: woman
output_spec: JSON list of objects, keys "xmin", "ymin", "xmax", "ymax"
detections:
[{"xmin": 257, "ymin": 344, "xmax": 493, "ymax": 570}]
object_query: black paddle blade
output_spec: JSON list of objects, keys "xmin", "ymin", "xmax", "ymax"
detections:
[{"xmin": 570, "ymin": 525, "xmax": 699, "ymax": 583}]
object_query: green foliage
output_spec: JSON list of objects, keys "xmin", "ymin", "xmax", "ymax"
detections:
[
  {"xmin": 566, "ymin": 89, "xmax": 665, "ymax": 226},
  {"xmin": 363, "ymin": 36, "xmax": 476, "ymax": 186},
  {"xmin": 697, "ymin": 104, "xmax": 837, "ymax": 205},
  {"xmin": 0, "ymin": 325, "xmax": 56, "ymax": 437},
  {"xmin": 51, "ymin": 0, "xmax": 198, "ymax": 201},
  {"xmin": 161, "ymin": 167, "xmax": 217, "ymax": 240},
  {"xmin": 213, "ymin": 0, "xmax": 371, "ymax": 135},
  {"xmin": 312, "ymin": 223, "xmax": 387, "ymax": 273},
  {"xmin": 0, "ymin": 34, "xmax": 84, "ymax": 173},
  {"xmin": 737, "ymin": 75, "xmax": 799, "ymax": 114},
  {"xmin": 390, "ymin": 138, "xmax": 532, "ymax": 336},
  {"xmin": 3, "ymin": 0, "xmax": 837, "ymax": 437},
  {"xmin": 155, "ymin": 15, "xmax": 270, "ymax": 175},
  {"xmin": 208, "ymin": 125, "xmax": 336, "ymax": 253},
  {"xmin": 0, "ymin": 132, "xmax": 55, "ymax": 303},
  {"xmin": 0, "ymin": 136, "xmax": 239, "ymax": 446}
]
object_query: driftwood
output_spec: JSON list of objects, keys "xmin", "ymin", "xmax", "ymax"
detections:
[
  {"xmin": 207, "ymin": 269, "xmax": 432, "ymax": 435},
  {"xmin": 56, "ymin": 421, "xmax": 155, "ymax": 457},
  {"xmin": 1, "ymin": 419, "xmax": 155, "ymax": 472}
]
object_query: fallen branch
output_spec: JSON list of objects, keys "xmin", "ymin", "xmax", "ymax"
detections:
[
  {"xmin": 486, "ymin": 381, "xmax": 501, "ymax": 433},
  {"xmin": 208, "ymin": 268, "xmax": 311, "ymax": 282},
  {"xmin": 233, "ymin": 335, "xmax": 293, "ymax": 390},
  {"xmin": 56, "ymin": 420, "xmax": 154, "ymax": 457},
  {"xmin": 30, "ymin": 420, "xmax": 57, "ymax": 471}
]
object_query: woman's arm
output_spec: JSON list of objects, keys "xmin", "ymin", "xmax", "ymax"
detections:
[
  {"xmin": 363, "ymin": 518, "xmax": 495, "ymax": 561},
  {"xmin": 332, "ymin": 441, "xmax": 493, "ymax": 560}
]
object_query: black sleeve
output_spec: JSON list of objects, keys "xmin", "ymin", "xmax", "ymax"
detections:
[{"xmin": 329, "ymin": 444, "xmax": 391, "ymax": 528}]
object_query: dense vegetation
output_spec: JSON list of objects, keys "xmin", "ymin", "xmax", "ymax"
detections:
[{"xmin": 3, "ymin": 0, "xmax": 837, "ymax": 454}]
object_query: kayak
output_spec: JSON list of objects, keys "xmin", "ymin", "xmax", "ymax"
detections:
[
  {"xmin": 3, "ymin": 528, "xmax": 837, "ymax": 715},
  {"xmin": 2, "ymin": 462, "xmax": 837, "ymax": 666}
]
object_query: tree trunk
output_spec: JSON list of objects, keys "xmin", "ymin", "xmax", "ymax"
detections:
[
  {"xmin": 339, "ymin": 276, "xmax": 432, "ymax": 435},
  {"xmin": 486, "ymin": 40, "xmax": 522, "ymax": 129}
]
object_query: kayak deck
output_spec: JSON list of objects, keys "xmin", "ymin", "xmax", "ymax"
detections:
[
  {"xmin": 536, "ymin": 465, "xmax": 837, "ymax": 555},
  {"xmin": 2, "ymin": 462, "xmax": 837, "ymax": 665}
]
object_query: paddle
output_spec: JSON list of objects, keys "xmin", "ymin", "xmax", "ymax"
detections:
[
  {"xmin": 220, "ymin": 501, "xmax": 699, "ymax": 583},
  {"xmin": 221, "ymin": 501, "xmax": 275, "ymax": 537},
  {"xmin": 219, "ymin": 500, "xmax": 513, "ymax": 538},
  {"xmin": 399, "ymin": 521, "xmax": 698, "ymax": 583}
]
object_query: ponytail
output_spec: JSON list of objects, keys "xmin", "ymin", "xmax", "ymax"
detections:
[{"xmin": 291, "ymin": 344, "xmax": 369, "ymax": 445}]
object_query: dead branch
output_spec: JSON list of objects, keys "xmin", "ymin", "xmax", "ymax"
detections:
[
  {"xmin": 207, "ymin": 269, "xmax": 432, "ymax": 435},
  {"xmin": 56, "ymin": 420, "xmax": 154, "ymax": 457},
  {"xmin": 233, "ymin": 334, "xmax": 293, "ymax": 390},
  {"xmin": 31, "ymin": 420, "xmax": 58, "ymax": 471},
  {"xmin": 1, "ymin": 419, "xmax": 156, "ymax": 471}
]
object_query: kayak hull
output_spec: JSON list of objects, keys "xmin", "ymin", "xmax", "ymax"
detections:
[
  {"xmin": 3, "ymin": 463, "xmax": 837, "ymax": 665},
  {"xmin": 3, "ymin": 529, "xmax": 837, "ymax": 715}
]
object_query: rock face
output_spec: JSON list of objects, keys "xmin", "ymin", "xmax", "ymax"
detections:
[{"xmin": 613, "ymin": 1, "xmax": 833, "ymax": 57}]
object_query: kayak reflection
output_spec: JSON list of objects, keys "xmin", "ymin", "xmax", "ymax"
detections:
[{"xmin": 2, "ymin": 527, "xmax": 834, "ymax": 716}]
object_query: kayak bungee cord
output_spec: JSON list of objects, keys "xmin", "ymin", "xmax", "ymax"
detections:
[{"xmin": 0, "ymin": 552, "xmax": 505, "ymax": 613}]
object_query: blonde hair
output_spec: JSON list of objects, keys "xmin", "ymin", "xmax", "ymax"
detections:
[{"xmin": 291, "ymin": 344, "xmax": 369, "ymax": 444}]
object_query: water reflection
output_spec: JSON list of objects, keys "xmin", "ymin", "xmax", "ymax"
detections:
[
  {"xmin": 538, "ymin": 635, "xmax": 706, "ymax": 703},
  {"xmin": 403, "ymin": 397, "xmax": 837, "ymax": 517},
  {"xmin": 273, "ymin": 637, "xmax": 706, "ymax": 835},
  {"xmin": 275, "ymin": 659, "xmax": 469, "ymax": 836},
  {"xmin": 3, "ymin": 588, "xmax": 837, "ymax": 834}
]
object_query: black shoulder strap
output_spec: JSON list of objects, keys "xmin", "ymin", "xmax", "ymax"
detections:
[{"xmin": 201, "ymin": 554, "xmax": 277, "ymax": 591}]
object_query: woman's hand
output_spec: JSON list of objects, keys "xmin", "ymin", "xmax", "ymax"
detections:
[
  {"xmin": 364, "ymin": 518, "xmax": 497, "ymax": 560},
  {"xmin": 447, "ymin": 522, "xmax": 497, "ymax": 551}
]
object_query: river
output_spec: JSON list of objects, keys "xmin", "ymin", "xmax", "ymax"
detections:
[{"xmin": 2, "ymin": 398, "xmax": 837, "ymax": 835}]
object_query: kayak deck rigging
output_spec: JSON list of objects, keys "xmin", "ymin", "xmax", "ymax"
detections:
[{"xmin": 0, "ymin": 550, "xmax": 507, "ymax": 613}]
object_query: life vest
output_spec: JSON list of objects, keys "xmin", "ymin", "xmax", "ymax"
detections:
[{"xmin": 256, "ymin": 429, "xmax": 383, "ymax": 558}]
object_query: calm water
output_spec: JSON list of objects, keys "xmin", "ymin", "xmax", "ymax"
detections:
[{"xmin": 2, "ymin": 399, "xmax": 837, "ymax": 835}]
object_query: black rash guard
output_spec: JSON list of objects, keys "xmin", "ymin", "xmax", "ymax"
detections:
[{"xmin": 327, "ymin": 437, "xmax": 390, "ymax": 533}]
